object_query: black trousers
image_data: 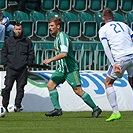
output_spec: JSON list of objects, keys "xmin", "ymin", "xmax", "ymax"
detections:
[{"xmin": 2, "ymin": 67, "xmax": 28, "ymax": 109}]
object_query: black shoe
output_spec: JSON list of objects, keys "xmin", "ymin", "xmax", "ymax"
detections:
[
  {"xmin": 92, "ymin": 107, "xmax": 102, "ymax": 118},
  {"xmin": 45, "ymin": 109, "xmax": 63, "ymax": 117},
  {"xmin": 14, "ymin": 106, "xmax": 23, "ymax": 112}
]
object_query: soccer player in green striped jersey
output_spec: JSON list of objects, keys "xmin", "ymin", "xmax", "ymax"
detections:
[{"xmin": 43, "ymin": 17, "xmax": 102, "ymax": 117}]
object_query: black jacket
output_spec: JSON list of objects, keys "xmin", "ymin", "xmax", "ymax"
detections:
[{"xmin": 1, "ymin": 36, "xmax": 35, "ymax": 70}]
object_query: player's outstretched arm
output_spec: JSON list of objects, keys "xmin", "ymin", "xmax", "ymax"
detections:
[{"xmin": 44, "ymin": 53, "xmax": 67, "ymax": 64}]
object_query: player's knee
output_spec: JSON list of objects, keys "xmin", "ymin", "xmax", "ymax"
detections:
[
  {"xmin": 46, "ymin": 83, "xmax": 50, "ymax": 89},
  {"xmin": 104, "ymin": 80, "xmax": 111, "ymax": 88},
  {"xmin": 47, "ymin": 82, "xmax": 55, "ymax": 90},
  {"xmin": 104, "ymin": 77, "xmax": 114, "ymax": 88},
  {"xmin": 104, "ymin": 80, "xmax": 108, "ymax": 87},
  {"xmin": 73, "ymin": 87, "xmax": 84, "ymax": 96}
]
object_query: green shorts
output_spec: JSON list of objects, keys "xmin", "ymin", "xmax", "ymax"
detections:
[{"xmin": 50, "ymin": 70, "xmax": 81, "ymax": 88}]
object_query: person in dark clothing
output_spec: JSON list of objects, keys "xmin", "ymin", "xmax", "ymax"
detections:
[
  {"xmin": 0, "ymin": 9, "xmax": 14, "ymax": 41},
  {"xmin": 1, "ymin": 23, "xmax": 34, "ymax": 112},
  {"xmin": 16, "ymin": 0, "xmax": 41, "ymax": 12}
]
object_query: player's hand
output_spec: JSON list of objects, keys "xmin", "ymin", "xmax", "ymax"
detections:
[
  {"xmin": 43, "ymin": 59, "xmax": 52, "ymax": 64},
  {"xmin": 113, "ymin": 64, "xmax": 122, "ymax": 73},
  {"xmin": 27, "ymin": 66, "xmax": 31, "ymax": 69}
]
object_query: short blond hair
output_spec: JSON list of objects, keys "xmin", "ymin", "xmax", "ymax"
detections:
[{"xmin": 49, "ymin": 17, "xmax": 62, "ymax": 27}]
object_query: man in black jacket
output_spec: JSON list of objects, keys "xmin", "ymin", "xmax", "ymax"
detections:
[{"xmin": 1, "ymin": 23, "xmax": 34, "ymax": 112}]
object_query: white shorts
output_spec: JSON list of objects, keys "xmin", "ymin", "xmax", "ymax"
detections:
[{"xmin": 107, "ymin": 55, "xmax": 133, "ymax": 79}]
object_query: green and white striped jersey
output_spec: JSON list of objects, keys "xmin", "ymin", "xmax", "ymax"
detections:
[{"xmin": 54, "ymin": 31, "xmax": 79, "ymax": 73}]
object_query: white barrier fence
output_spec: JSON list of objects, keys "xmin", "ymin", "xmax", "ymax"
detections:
[{"xmin": 0, "ymin": 70, "xmax": 132, "ymax": 112}]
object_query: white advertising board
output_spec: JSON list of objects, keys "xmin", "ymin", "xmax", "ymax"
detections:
[{"xmin": 0, "ymin": 71, "xmax": 132, "ymax": 112}]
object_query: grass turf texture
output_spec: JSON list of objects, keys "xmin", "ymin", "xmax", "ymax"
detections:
[{"xmin": 0, "ymin": 111, "xmax": 132, "ymax": 133}]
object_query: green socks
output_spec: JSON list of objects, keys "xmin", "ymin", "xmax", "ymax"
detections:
[
  {"xmin": 49, "ymin": 89, "xmax": 61, "ymax": 110},
  {"xmin": 81, "ymin": 92, "xmax": 98, "ymax": 111},
  {"xmin": 49, "ymin": 90, "xmax": 98, "ymax": 111}
]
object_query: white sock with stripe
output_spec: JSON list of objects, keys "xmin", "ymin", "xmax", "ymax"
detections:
[{"xmin": 106, "ymin": 87, "xmax": 119, "ymax": 114}]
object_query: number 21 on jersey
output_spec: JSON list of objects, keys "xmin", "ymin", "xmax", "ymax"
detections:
[{"xmin": 110, "ymin": 23, "xmax": 124, "ymax": 33}]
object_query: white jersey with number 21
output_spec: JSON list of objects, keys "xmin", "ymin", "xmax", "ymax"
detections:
[{"xmin": 99, "ymin": 21, "xmax": 133, "ymax": 61}]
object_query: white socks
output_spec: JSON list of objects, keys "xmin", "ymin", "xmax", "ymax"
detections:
[{"xmin": 106, "ymin": 87, "xmax": 119, "ymax": 114}]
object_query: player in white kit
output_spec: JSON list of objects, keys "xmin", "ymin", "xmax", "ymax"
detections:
[{"xmin": 99, "ymin": 8, "xmax": 133, "ymax": 122}]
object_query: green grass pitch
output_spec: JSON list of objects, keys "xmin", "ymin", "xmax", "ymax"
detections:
[{"xmin": 0, "ymin": 111, "xmax": 132, "ymax": 133}]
